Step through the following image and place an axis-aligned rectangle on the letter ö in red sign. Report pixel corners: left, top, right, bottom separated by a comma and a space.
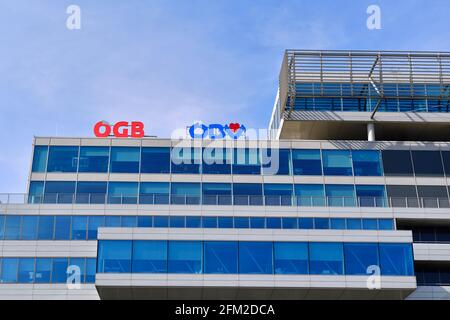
94, 121, 145, 138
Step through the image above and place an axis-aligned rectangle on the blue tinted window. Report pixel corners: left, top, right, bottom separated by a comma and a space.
1, 258, 18, 283
137, 216, 152, 228
233, 183, 263, 206
4, 216, 21, 240
86, 258, 96, 283
233, 149, 260, 175
21, 216, 38, 240
18, 258, 35, 283
292, 150, 322, 175
171, 183, 200, 205
362, 219, 378, 230
105, 216, 121, 227
330, 218, 346, 230
132, 241, 167, 273
121, 216, 137, 228
76, 182, 107, 204
379, 243, 414, 276
294, 184, 325, 206
171, 147, 201, 174
298, 218, 314, 229
202, 217, 217, 228
264, 184, 293, 206
218, 217, 233, 228
38, 216, 54, 240
309, 243, 344, 275
325, 185, 356, 207
202, 148, 231, 174
168, 241, 202, 274
322, 150, 353, 176
88, 216, 104, 240
54, 216, 71, 240
44, 181, 76, 204
97, 240, 132, 273
170, 216, 185, 228
47, 146, 79, 173
110, 147, 140, 173
267, 217, 282, 229
154, 216, 169, 228
186, 216, 201, 228
314, 218, 330, 230
28, 181, 44, 204
356, 185, 387, 207
378, 219, 394, 230
0, 216, 4, 240
239, 242, 273, 274
250, 217, 265, 229
78, 146, 109, 173
352, 150, 383, 176
274, 242, 308, 274
141, 147, 170, 174
202, 183, 232, 205
344, 243, 379, 275
347, 219, 362, 230
234, 217, 249, 229
35, 258, 51, 283
69, 258, 86, 283
282, 218, 297, 229
32, 146, 48, 172
204, 241, 238, 274
262, 149, 291, 175
139, 182, 170, 204
71, 216, 87, 240
51, 258, 68, 283
108, 182, 138, 204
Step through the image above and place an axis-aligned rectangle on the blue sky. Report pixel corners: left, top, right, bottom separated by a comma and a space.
0, 0, 450, 193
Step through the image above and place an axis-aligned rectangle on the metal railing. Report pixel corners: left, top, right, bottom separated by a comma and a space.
1, 193, 450, 208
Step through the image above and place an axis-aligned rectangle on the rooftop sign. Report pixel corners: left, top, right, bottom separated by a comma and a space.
94, 121, 145, 138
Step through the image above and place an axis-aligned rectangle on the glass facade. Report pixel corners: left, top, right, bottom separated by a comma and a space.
97, 240, 414, 276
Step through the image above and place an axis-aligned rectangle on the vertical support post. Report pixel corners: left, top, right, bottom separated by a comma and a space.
367, 123, 376, 142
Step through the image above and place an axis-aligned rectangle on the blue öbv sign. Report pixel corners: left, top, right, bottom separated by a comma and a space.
189, 122, 246, 140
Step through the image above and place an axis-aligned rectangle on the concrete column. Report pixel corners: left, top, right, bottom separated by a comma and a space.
367, 123, 376, 142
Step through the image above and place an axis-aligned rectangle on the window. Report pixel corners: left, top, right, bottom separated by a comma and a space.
76, 182, 107, 204
234, 217, 249, 229
170, 216, 185, 228
47, 146, 79, 173
171, 147, 201, 174
417, 185, 449, 208
282, 218, 297, 229
139, 182, 170, 204
18, 258, 35, 283
51, 258, 68, 283
171, 183, 200, 205
233, 149, 261, 175
204, 241, 238, 274
441, 151, 450, 176
110, 147, 140, 173
121, 216, 137, 228
202, 183, 232, 205
322, 150, 353, 176
378, 219, 394, 230
239, 242, 273, 274
1, 258, 18, 283
309, 243, 344, 275
325, 185, 356, 207
233, 183, 263, 206
330, 218, 346, 230
168, 241, 202, 274
352, 150, 383, 176
347, 219, 362, 230
202, 217, 217, 228
314, 218, 330, 230
21, 216, 38, 240
344, 243, 379, 275
264, 184, 293, 206
186, 216, 201, 228
35, 258, 51, 283
87, 216, 105, 240
78, 146, 109, 173
71, 216, 87, 240
294, 184, 325, 206
97, 240, 132, 273
261, 149, 291, 175
28, 181, 44, 204
137, 216, 152, 228
267, 217, 281, 229
379, 243, 414, 276
38, 216, 54, 240
292, 149, 322, 175
298, 218, 314, 229
250, 217, 265, 229
44, 181, 76, 204
274, 242, 308, 274
32, 146, 48, 172
69, 258, 86, 283
108, 182, 138, 204
105, 216, 121, 227
382, 150, 413, 176
154, 216, 169, 228
132, 241, 167, 273
202, 148, 231, 174
4, 216, 21, 240
141, 147, 170, 174
355, 185, 387, 207
218, 217, 233, 228
54, 216, 71, 240
362, 219, 378, 230
86, 258, 96, 283
412, 151, 444, 177
386, 185, 418, 208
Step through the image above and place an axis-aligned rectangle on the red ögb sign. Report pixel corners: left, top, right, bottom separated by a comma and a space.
94, 121, 145, 138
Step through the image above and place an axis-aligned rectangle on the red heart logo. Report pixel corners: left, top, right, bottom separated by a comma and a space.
229, 123, 241, 133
